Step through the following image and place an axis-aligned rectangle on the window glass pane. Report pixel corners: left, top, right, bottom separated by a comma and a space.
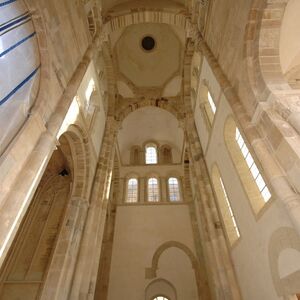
85, 78, 95, 107
245, 153, 254, 168
255, 174, 265, 191
235, 126, 271, 202
208, 91, 216, 114
168, 177, 180, 202
241, 144, 249, 158
127, 178, 138, 203
146, 146, 157, 164
261, 186, 271, 202
250, 164, 259, 179
148, 178, 159, 202
219, 177, 240, 239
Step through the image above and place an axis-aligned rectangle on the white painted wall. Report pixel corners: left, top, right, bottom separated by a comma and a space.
107, 204, 198, 300
194, 58, 296, 300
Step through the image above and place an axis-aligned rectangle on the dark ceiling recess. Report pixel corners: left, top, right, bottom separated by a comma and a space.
141, 36, 155, 51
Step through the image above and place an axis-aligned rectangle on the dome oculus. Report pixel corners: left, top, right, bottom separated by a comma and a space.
141, 36, 156, 51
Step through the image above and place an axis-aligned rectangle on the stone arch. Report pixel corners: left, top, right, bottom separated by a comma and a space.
103, 11, 190, 37
130, 145, 143, 165
269, 227, 300, 297
116, 98, 182, 125
146, 241, 206, 299
145, 278, 177, 300
244, 0, 300, 106
58, 124, 90, 201
159, 144, 173, 164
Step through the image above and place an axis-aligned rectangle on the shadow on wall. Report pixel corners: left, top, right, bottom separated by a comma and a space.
269, 227, 300, 298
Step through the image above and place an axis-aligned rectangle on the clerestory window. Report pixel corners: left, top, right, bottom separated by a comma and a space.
235, 128, 271, 203
225, 117, 272, 216
148, 178, 159, 202
145, 144, 158, 164
211, 165, 240, 246
168, 177, 181, 202
127, 178, 138, 203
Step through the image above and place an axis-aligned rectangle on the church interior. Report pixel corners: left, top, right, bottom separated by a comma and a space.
0, 0, 300, 299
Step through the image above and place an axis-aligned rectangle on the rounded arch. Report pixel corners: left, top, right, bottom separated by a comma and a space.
149, 241, 199, 275
269, 227, 300, 296
0, 0, 47, 154
244, 0, 300, 107
103, 11, 190, 37
145, 278, 177, 300
115, 98, 182, 125
58, 124, 90, 201
146, 241, 208, 298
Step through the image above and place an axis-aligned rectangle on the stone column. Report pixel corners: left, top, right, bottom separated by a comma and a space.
186, 122, 242, 300
69, 116, 118, 299
182, 40, 241, 300
139, 177, 146, 203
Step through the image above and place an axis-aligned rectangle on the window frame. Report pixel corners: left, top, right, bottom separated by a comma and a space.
167, 177, 181, 202
126, 178, 139, 203
145, 143, 158, 165
198, 83, 218, 132
211, 165, 240, 247
224, 117, 273, 217
147, 177, 160, 202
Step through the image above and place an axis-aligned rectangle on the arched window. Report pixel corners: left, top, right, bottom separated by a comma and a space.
235, 127, 271, 202
130, 146, 141, 165
168, 177, 181, 202
145, 144, 158, 164
153, 297, 170, 300
211, 165, 240, 246
199, 85, 217, 128
148, 178, 159, 202
85, 78, 95, 110
225, 117, 271, 215
127, 178, 138, 203
159, 145, 172, 164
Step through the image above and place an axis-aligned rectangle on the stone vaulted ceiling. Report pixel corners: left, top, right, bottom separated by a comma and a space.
115, 23, 182, 87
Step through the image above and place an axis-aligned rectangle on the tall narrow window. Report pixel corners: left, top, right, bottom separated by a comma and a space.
168, 177, 181, 202
85, 78, 95, 109
225, 117, 272, 215
204, 91, 216, 125
148, 178, 159, 202
145, 144, 158, 164
212, 165, 240, 246
235, 128, 271, 202
199, 85, 217, 130
127, 178, 138, 203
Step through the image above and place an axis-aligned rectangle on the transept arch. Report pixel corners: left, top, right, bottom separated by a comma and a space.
103, 10, 190, 37
146, 241, 208, 299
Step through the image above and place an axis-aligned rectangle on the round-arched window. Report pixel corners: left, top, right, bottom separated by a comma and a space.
153, 297, 170, 300
145, 144, 158, 164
